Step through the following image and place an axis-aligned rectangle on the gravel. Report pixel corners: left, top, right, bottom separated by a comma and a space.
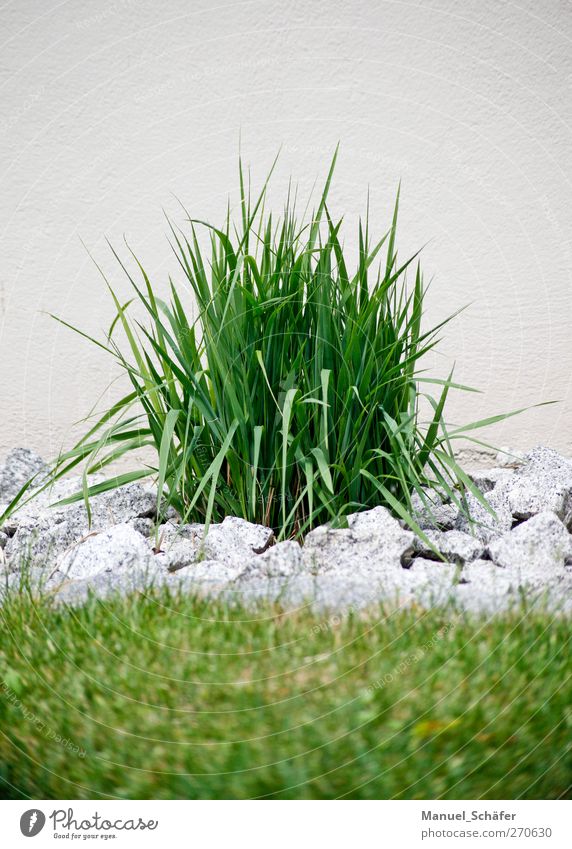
2, 443, 572, 615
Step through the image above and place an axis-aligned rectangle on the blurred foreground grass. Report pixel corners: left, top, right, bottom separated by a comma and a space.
0, 583, 570, 799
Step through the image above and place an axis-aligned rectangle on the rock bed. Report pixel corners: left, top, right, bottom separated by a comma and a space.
1, 446, 572, 614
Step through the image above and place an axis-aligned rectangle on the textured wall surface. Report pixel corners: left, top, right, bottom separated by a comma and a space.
1, 0, 571, 464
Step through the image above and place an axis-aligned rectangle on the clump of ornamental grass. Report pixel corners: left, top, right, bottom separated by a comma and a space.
6, 150, 516, 539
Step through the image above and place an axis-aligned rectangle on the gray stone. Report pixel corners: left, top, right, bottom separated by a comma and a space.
155, 520, 205, 550
487, 511, 572, 575
0, 448, 48, 502
5, 513, 83, 571
2, 455, 572, 618
498, 445, 572, 527
241, 540, 303, 579
412, 529, 484, 564
288, 572, 398, 612
455, 556, 572, 613
173, 547, 572, 615
348, 504, 417, 551
405, 558, 468, 605
241, 556, 458, 612
303, 506, 414, 575
58, 524, 153, 579
5, 480, 158, 568
451, 564, 522, 613
408, 556, 459, 578
1, 474, 103, 534
85, 481, 158, 525
0, 564, 68, 601
51, 556, 246, 608
127, 517, 155, 538
461, 558, 516, 589
21, 522, 572, 617
162, 539, 201, 573
347, 504, 408, 544
51, 567, 158, 607
153, 518, 275, 573
201, 517, 274, 566
455, 485, 513, 543
170, 559, 246, 584
469, 467, 514, 494
410, 490, 459, 530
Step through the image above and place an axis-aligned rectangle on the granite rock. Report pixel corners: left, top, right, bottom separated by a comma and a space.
5, 481, 158, 568
498, 446, 572, 527
0, 448, 48, 502
240, 540, 303, 579
303, 506, 414, 575
201, 516, 275, 566
412, 529, 484, 565
410, 490, 459, 530
487, 511, 572, 575
58, 524, 153, 579
469, 467, 514, 494
455, 485, 513, 543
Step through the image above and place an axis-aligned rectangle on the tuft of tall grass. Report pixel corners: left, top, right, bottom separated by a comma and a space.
17, 150, 519, 538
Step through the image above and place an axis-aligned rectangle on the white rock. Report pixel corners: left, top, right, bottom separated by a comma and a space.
156, 521, 205, 549
413, 529, 484, 564
410, 490, 459, 530
241, 540, 303, 579
0, 447, 48, 502
295, 557, 458, 611
58, 524, 153, 579
163, 540, 201, 573
148, 521, 205, 572
461, 558, 516, 589
0, 564, 68, 600
455, 486, 513, 543
1, 474, 103, 533
7, 482, 158, 568
498, 445, 572, 527
201, 516, 274, 566
303, 506, 414, 574
51, 568, 158, 607
408, 556, 459, 577
171, 560, 246, 583
469, 467, 514, 494
152, 519, 275, 574
451, 559, 525, 613
347, 505, 415, 557
487, 511, 572, 575
5, 513, 81, 571
127, 517, 155, 537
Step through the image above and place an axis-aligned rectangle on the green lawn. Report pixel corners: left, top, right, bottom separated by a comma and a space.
0, 582, 570, 799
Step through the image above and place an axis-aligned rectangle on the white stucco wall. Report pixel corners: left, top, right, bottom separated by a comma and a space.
1, 0, 571, 465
